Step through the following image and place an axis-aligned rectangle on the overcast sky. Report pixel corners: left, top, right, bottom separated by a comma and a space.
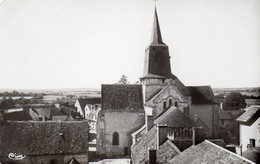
0, 0, 259, 89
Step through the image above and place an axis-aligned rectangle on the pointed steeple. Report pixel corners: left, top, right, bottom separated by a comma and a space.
140, 7, 176, 80
151, 7, 165, 45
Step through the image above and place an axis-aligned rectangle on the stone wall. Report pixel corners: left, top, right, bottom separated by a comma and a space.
97, 111, 145, 157
189, 105, 219, 138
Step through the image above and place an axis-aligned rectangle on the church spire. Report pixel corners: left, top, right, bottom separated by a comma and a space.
151, 7, 165, 45
140, 7, 175, 80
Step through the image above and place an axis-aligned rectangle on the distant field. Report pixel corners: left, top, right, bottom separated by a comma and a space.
0, 96, 32, 100
213, 87, 260, 97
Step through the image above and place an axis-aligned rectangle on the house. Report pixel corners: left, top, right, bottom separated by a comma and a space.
75, 97, 101, 131
168, 140, 255, 164
236, 106, 260, 153
131, 107, 195, 164
3, 108, 32, 121
96, 84, 145, 157
0, 121, 89, 164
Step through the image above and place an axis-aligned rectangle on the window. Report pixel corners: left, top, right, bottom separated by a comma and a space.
112, 132, 119, 145
174, 101, 178, 107
163, 101, 167, 110
169, 99, 172, 107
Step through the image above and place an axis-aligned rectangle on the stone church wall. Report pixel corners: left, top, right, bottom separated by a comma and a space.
189, 105, 219, 138
97, 111, 145, 157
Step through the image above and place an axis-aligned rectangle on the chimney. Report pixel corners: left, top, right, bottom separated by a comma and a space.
157, 125, 168, 149
146, 114, 153, 133
249, 138, 255, 149
192, 127, 204, 146
194, 114, 198, 123
148, 148, 156, 164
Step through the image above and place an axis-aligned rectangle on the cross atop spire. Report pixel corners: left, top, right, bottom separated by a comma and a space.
151, 7, 165, 45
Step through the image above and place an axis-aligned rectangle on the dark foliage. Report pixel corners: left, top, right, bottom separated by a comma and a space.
223, 91, 246, 110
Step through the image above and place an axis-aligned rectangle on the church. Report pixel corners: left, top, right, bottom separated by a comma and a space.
96, 7, 219, 158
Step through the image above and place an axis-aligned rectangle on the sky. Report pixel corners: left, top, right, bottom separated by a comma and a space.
0, 0, 259, 89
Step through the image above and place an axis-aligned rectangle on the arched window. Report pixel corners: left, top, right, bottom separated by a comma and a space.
112, 132, 119, 145
169, 99, 172, 107
174, 101, 178, 107
163, 101, 167, 109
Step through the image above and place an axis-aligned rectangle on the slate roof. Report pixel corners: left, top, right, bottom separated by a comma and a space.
0, 121, 89, 157
169, 140, 255, 164
77, 97, 101, 110
187, 86, 218, 105
154, 107, 194, 128
101, 84, 143, 111
236, 106, 259, 125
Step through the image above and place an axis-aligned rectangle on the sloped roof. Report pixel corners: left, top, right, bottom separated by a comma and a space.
3, 111, 32, 121
131, 126, 157, 164
0, 121, 89, 157
171, 139, 193, 152
77, 97, 101, 110
50, 108, 64, 116
131, 126, 188, 164
68, 157, 80, 164
146, 79, 190, 104
169, 140, 255, 164
242, 148, 260, 164
187, 86, 218, 105
154, 107, 194, 128
101, 84, 143, 111
236, 106, 259, 124
219, 110, 232, 120
156, 140, 180, 164
150, 7, 165, 45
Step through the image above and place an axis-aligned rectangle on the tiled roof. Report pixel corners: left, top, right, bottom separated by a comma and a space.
0, 121, 89, 156
131, 126, 157, 164
187, 86, 218, 105
154, 107, 194, 128
242, 147, 260, 164
169, 140, 255, 164
170, 139, 192, 151
157, 140, 180, 164
131, 126, 186, 164
3, 111, 32, 121
77, 97, 101, 110
101, 84, 143, 111
236, 106, 259, 124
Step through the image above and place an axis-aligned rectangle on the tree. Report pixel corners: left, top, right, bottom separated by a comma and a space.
118, 75, 129, 84
223, 91, 246, 110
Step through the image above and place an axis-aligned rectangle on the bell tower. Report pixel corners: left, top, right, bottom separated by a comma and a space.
140, 7, 176, 102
